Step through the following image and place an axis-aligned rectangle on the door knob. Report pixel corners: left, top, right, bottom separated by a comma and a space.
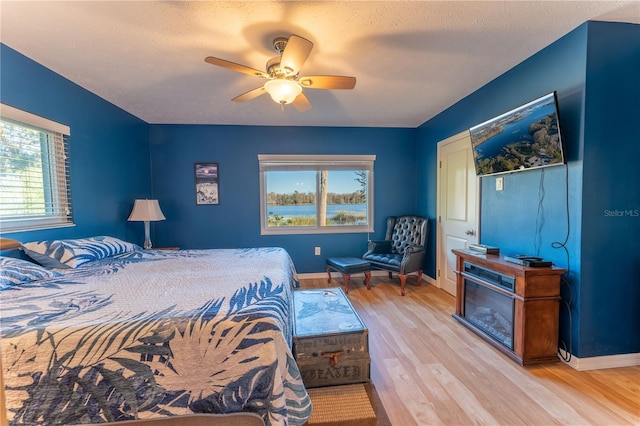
465, 229, 475, 236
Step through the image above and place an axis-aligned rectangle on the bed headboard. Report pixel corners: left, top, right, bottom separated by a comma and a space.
0, 238, 21, 251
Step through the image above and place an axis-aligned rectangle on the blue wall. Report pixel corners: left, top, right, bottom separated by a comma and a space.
579, 22, 640, 357
416, 21, 639, 358
418, 22, 588, 282
417, 24, 589, 281
0, 44, 151, 244
149, 125, 417, 273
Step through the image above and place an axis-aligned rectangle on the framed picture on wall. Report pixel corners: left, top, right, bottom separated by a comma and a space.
195, 162, 219, 205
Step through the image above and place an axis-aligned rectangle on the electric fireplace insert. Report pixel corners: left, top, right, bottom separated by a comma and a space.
462, 261, 515, 349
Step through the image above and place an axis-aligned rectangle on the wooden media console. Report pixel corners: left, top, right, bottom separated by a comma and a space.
452, 249, 565, 365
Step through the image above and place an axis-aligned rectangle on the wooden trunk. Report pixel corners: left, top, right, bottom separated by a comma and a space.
292, 288, 370, 388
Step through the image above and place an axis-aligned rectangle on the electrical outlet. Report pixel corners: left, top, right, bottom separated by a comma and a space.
496, 177, 504, 191
314, 247, 321, 256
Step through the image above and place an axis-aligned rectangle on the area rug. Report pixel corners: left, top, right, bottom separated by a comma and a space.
305, 383, 391, 426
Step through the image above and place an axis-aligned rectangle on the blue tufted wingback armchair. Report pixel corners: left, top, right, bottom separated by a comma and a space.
363, 215, 428, 295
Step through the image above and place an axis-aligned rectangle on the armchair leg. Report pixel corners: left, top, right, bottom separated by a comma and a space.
364, 271, 371, 290
388, 271, 393, 279
417, 270, 423, 286
399, 274, 407, 296
327, 266, 332, 283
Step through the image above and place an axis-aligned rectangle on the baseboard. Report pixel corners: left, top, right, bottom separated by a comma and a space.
422, 274, 436, 285
558, 349, 640, 370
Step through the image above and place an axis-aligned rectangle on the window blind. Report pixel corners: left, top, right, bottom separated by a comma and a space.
0, 104, 73, 232
258, 154, 375, 171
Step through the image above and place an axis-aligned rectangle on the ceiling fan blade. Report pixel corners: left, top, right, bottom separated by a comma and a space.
205, 56, 269, 79
292, 92, 312, 112
280, 35, 314, 76
298, 75, 356, 90
232, 86, 267, 102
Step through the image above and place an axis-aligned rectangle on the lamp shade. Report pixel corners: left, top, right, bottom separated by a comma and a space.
128, 199, 166, 222
264, 79, 302, 104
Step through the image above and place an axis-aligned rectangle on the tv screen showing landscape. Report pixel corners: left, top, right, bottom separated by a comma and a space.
469, 92, 565, 176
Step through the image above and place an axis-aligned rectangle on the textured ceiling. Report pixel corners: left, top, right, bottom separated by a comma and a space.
1, 1, 638, 128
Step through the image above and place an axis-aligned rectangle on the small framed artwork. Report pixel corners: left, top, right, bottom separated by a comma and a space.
195, 162, 219, 205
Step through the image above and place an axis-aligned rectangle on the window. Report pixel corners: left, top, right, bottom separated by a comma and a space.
0, 104, 73, 232
259, 154, 375, 235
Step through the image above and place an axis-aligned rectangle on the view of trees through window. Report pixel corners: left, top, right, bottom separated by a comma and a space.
0, 108, 72, 232
0, 119, 48, 218
265, 169, 369, 228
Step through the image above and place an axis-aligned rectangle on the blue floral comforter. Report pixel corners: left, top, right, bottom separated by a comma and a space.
0, 248, 311, 426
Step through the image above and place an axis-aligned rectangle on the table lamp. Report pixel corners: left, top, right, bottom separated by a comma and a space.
127, 199, 165, 249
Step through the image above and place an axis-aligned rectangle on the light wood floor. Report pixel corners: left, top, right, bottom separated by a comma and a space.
299, 275, 640, 426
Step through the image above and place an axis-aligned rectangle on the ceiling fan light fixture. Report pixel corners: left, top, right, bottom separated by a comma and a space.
205, 33, 355, 112
264, 79, 302, 105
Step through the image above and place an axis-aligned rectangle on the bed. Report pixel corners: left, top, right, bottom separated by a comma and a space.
0, 237, 312, 426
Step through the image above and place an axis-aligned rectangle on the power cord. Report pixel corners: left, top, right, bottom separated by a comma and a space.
534, 168, 546, 255
551, 164, 573, 362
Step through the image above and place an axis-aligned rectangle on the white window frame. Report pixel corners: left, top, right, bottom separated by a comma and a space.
0, 103, 74, 233
259, 154, 375, 235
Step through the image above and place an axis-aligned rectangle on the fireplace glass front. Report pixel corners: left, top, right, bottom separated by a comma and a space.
463, 277, 515, 349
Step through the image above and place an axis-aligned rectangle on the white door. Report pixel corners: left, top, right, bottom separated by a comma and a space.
436, 131, 479, 296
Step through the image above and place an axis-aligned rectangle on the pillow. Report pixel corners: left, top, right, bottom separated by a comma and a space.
22, 236, 139, 269
0, 256, 62, 290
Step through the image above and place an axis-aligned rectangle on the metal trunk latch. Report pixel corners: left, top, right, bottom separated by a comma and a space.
321, 350, 345, 367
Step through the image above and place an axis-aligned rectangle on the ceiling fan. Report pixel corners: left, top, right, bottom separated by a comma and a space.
205, 34, 356, 111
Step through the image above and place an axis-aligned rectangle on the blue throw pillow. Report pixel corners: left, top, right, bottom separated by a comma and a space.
0, 256, 62, 290
22, 236, 140, 269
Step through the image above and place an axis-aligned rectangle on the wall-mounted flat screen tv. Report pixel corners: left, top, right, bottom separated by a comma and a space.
469, 92, 565, 177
